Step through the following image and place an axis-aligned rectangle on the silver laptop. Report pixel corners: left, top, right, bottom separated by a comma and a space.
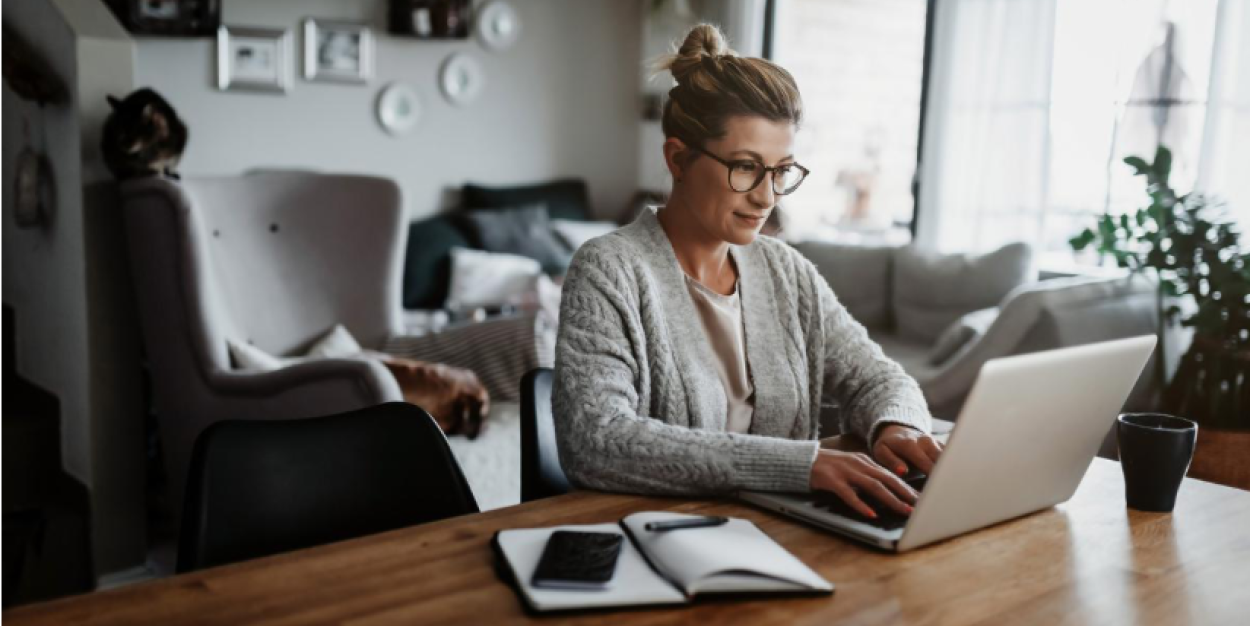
740, 335, 1157, 552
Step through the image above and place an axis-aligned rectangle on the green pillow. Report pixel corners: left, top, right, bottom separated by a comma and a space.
403, 215, 472, 309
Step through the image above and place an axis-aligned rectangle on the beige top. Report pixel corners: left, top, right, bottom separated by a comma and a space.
684, 274, 755, 433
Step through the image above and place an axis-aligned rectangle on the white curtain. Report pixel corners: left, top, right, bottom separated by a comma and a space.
915, 0, 1058, 253
917, 0, 1248, 254
1197, 0, 1250, 227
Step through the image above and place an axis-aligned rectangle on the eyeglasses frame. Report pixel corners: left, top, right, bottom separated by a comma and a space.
689, 145, 810, 195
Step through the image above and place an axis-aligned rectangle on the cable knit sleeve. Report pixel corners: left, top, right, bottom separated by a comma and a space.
812, 266, 932, 447
553, 243, 818, 496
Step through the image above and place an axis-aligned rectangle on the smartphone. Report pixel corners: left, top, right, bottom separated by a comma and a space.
530, 531, 624, 590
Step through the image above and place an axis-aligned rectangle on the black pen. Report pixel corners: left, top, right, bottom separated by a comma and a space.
644, 516, 730, 532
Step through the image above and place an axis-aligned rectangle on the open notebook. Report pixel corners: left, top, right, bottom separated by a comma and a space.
492, 511, 833, 613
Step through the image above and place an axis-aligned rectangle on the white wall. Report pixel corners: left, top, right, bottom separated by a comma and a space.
133, 0, 643, 220
3, 0, 146, 577
3, 0, 91, 487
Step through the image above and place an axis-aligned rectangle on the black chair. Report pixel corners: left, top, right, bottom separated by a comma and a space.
177, 402, 478, 573
520, 368, 573, 502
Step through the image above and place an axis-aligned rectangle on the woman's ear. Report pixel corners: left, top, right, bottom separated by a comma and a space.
663, 137, 691, 183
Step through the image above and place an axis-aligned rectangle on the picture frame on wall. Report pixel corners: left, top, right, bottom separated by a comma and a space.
388, 0, 471, 39
303, 19, 373, 84
217, 26, 291, 93
107, 0, 221, 37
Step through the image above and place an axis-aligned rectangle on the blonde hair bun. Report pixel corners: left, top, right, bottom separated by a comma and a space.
661, 23, 735, 84
651, 23, 802, 149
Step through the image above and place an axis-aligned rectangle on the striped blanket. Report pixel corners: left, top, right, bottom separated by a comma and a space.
382, 311, 556, 403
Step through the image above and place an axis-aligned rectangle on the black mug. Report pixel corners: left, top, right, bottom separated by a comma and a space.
1117, 413, 1198, 512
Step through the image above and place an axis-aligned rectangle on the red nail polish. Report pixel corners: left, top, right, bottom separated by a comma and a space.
866, 510, 878, 519
896, 465, 907, 475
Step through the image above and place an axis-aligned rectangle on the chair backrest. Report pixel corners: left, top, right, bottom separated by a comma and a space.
123, 172, 405, 375
177, 402, 478, 572
520, 368, 572, 502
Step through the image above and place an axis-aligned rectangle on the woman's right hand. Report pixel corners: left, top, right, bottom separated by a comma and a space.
809, 449, 919, 518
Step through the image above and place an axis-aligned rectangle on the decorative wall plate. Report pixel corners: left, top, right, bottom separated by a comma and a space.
476, 1, 521, 52
376, 83, 421, 135
439, 53, 484, 106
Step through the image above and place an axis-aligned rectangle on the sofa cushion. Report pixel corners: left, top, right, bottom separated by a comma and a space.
551, 218, 618, 251
463, 179, 591, 222
867, 331, 937, 381
445, 248, 543, 311
403, 214, 473, 310
461, 204, 572, 275
305, 324, 364, 358
893, 242, 1034, 343
227, 324, 364, 371
928, 306, 1000, 366
793, 241, 896, 330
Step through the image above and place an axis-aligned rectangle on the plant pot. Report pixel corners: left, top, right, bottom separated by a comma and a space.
1187, 427, 1250, 491
1163, 334, 1250, 430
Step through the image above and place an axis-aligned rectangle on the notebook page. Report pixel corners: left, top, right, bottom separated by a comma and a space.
620, 512, 833, 595
495, 523, 686, 611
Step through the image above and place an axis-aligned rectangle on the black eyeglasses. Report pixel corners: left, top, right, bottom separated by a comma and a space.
691, 145, 810, 195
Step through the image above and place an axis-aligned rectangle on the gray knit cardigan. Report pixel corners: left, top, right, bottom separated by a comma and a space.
552, 207, 931, 495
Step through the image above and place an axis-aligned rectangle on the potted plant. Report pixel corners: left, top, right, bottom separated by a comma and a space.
1070, 145, 1249, 488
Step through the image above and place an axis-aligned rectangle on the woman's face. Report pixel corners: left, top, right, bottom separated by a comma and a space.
666, 115, 797, 246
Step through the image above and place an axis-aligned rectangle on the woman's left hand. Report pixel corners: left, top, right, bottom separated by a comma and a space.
872, 424, 944, 475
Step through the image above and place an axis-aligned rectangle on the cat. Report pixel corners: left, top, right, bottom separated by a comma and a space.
101, 87, 188, 180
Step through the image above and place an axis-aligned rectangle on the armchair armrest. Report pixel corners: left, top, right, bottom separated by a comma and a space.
205, 357, 402, 409
155, 357, 404, 517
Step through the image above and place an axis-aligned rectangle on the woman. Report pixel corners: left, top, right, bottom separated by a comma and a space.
553, 24, 943, 518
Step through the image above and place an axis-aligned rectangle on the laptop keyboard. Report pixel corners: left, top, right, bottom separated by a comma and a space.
804, 474, 928, 531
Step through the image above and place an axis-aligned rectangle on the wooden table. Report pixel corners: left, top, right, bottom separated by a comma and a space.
7, 460, 1249, 625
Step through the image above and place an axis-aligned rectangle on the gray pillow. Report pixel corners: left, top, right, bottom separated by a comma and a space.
462, 204, 572, 275
893, 242, 1034, 343
794, 241, 897, 330
928, 306, 1000, 366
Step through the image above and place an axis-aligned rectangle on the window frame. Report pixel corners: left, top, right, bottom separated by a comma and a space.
762, 0, 938, 239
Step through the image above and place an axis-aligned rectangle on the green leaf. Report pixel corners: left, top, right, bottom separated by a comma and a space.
1098, 216, 1118, 239
1155, 145, 1173, 186
1124, 156, 1151, 176
1069, 229, 1096, 251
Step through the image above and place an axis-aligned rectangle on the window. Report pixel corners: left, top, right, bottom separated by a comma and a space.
771, 0, 930, 244
1047, 0, 1225, 263
916, 0, 1248, 258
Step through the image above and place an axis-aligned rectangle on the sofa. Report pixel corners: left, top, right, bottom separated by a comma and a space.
402, 179, 607, 311
795, 240, 1160, 421
393, 179, 623, 389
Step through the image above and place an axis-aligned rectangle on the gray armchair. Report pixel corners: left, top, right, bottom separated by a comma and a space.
122, 173, 404, 514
